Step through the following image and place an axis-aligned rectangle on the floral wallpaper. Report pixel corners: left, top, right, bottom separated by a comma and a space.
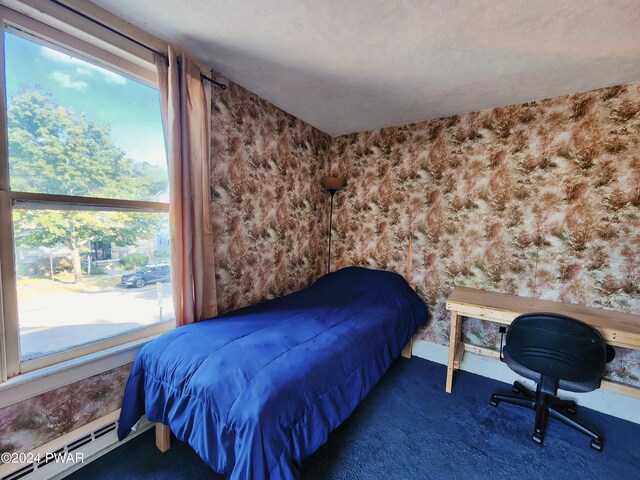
210, 73, 332, 313
329, 82, 640, 387
0, 364, 131, 457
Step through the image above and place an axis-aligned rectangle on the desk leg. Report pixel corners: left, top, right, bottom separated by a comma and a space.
446, 311, 462, 393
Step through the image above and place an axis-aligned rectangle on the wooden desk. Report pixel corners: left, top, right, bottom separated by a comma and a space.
445, 286, 640, 398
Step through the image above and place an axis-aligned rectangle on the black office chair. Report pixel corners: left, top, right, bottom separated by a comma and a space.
490, 312, 615, 451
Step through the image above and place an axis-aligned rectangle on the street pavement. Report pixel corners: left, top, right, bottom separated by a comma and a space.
18, 282, 174, 360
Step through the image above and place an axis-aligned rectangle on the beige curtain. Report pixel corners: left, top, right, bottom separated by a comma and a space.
154, 47, 218, 326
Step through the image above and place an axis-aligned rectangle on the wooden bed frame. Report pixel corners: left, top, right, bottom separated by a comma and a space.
155, 234, 423, 451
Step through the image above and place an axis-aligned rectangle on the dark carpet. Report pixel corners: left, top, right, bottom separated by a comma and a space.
67, 357, 640, 479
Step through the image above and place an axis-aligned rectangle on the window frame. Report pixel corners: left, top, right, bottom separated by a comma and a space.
0, 7, 174, 380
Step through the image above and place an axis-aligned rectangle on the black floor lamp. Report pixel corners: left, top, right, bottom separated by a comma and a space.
321, 176, 345, 274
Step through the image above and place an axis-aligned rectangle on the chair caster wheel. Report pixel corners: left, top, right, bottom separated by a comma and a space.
590, 439, 603, 452
490, 398, 499, 407
532, 432, 544, 445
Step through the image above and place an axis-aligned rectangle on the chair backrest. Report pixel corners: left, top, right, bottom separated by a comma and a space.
506, 313, 608, 383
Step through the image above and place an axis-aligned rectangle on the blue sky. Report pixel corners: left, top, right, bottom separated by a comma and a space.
3, 31, 167, 169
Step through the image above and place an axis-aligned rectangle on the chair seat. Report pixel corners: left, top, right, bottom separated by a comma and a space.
503, 348, 600, 393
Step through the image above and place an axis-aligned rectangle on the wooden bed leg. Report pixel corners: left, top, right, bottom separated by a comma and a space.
401, 337, 413, 359
155, 423, 171, 452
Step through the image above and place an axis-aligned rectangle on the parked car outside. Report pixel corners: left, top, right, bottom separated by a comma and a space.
121, 264, 171, 288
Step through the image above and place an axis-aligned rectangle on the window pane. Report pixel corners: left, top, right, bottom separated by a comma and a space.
14, 208, 174, 361
4, 30, 168, 202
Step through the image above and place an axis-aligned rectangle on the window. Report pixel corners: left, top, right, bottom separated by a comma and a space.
0, 11, 174, 377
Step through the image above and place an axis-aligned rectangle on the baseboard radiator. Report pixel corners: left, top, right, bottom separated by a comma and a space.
1, 412, 151, 480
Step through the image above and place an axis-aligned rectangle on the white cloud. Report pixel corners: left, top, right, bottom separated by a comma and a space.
128, 147, 167, 167
75, 67, 92, 76
50, 71, 89, 90
41, 46, 127, 85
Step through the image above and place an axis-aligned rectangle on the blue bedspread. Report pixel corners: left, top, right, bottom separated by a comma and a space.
118, 267, 428, 479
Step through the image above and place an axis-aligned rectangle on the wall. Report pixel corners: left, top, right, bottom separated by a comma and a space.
0, 365, 130, 455
0, 74, 331, 456
330, 82, 640, 387
210, 74, 331, 312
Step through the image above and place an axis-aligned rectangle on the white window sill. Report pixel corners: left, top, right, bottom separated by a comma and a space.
0, 335, 157, 409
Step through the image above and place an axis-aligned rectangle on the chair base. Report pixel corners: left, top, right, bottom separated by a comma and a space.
490, 381, 604, 451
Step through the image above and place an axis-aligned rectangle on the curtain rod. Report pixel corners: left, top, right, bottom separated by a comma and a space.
49, 0, 227, 90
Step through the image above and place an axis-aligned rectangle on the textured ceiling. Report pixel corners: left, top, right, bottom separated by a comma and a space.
93, 0, 640, 137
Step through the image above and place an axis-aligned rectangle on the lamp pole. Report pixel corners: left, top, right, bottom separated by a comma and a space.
327, 188, 337, 274
321, 176, 345, 275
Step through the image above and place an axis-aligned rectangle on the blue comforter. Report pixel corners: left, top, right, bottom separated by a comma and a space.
118, 267, 427, 479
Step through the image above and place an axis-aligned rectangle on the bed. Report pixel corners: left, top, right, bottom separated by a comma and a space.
117, 266, 428, 479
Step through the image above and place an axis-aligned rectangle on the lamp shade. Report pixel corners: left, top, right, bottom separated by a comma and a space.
321, 176, 345, 190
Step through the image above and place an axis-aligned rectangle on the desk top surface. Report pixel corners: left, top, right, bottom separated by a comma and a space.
447, 286, 640, 335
